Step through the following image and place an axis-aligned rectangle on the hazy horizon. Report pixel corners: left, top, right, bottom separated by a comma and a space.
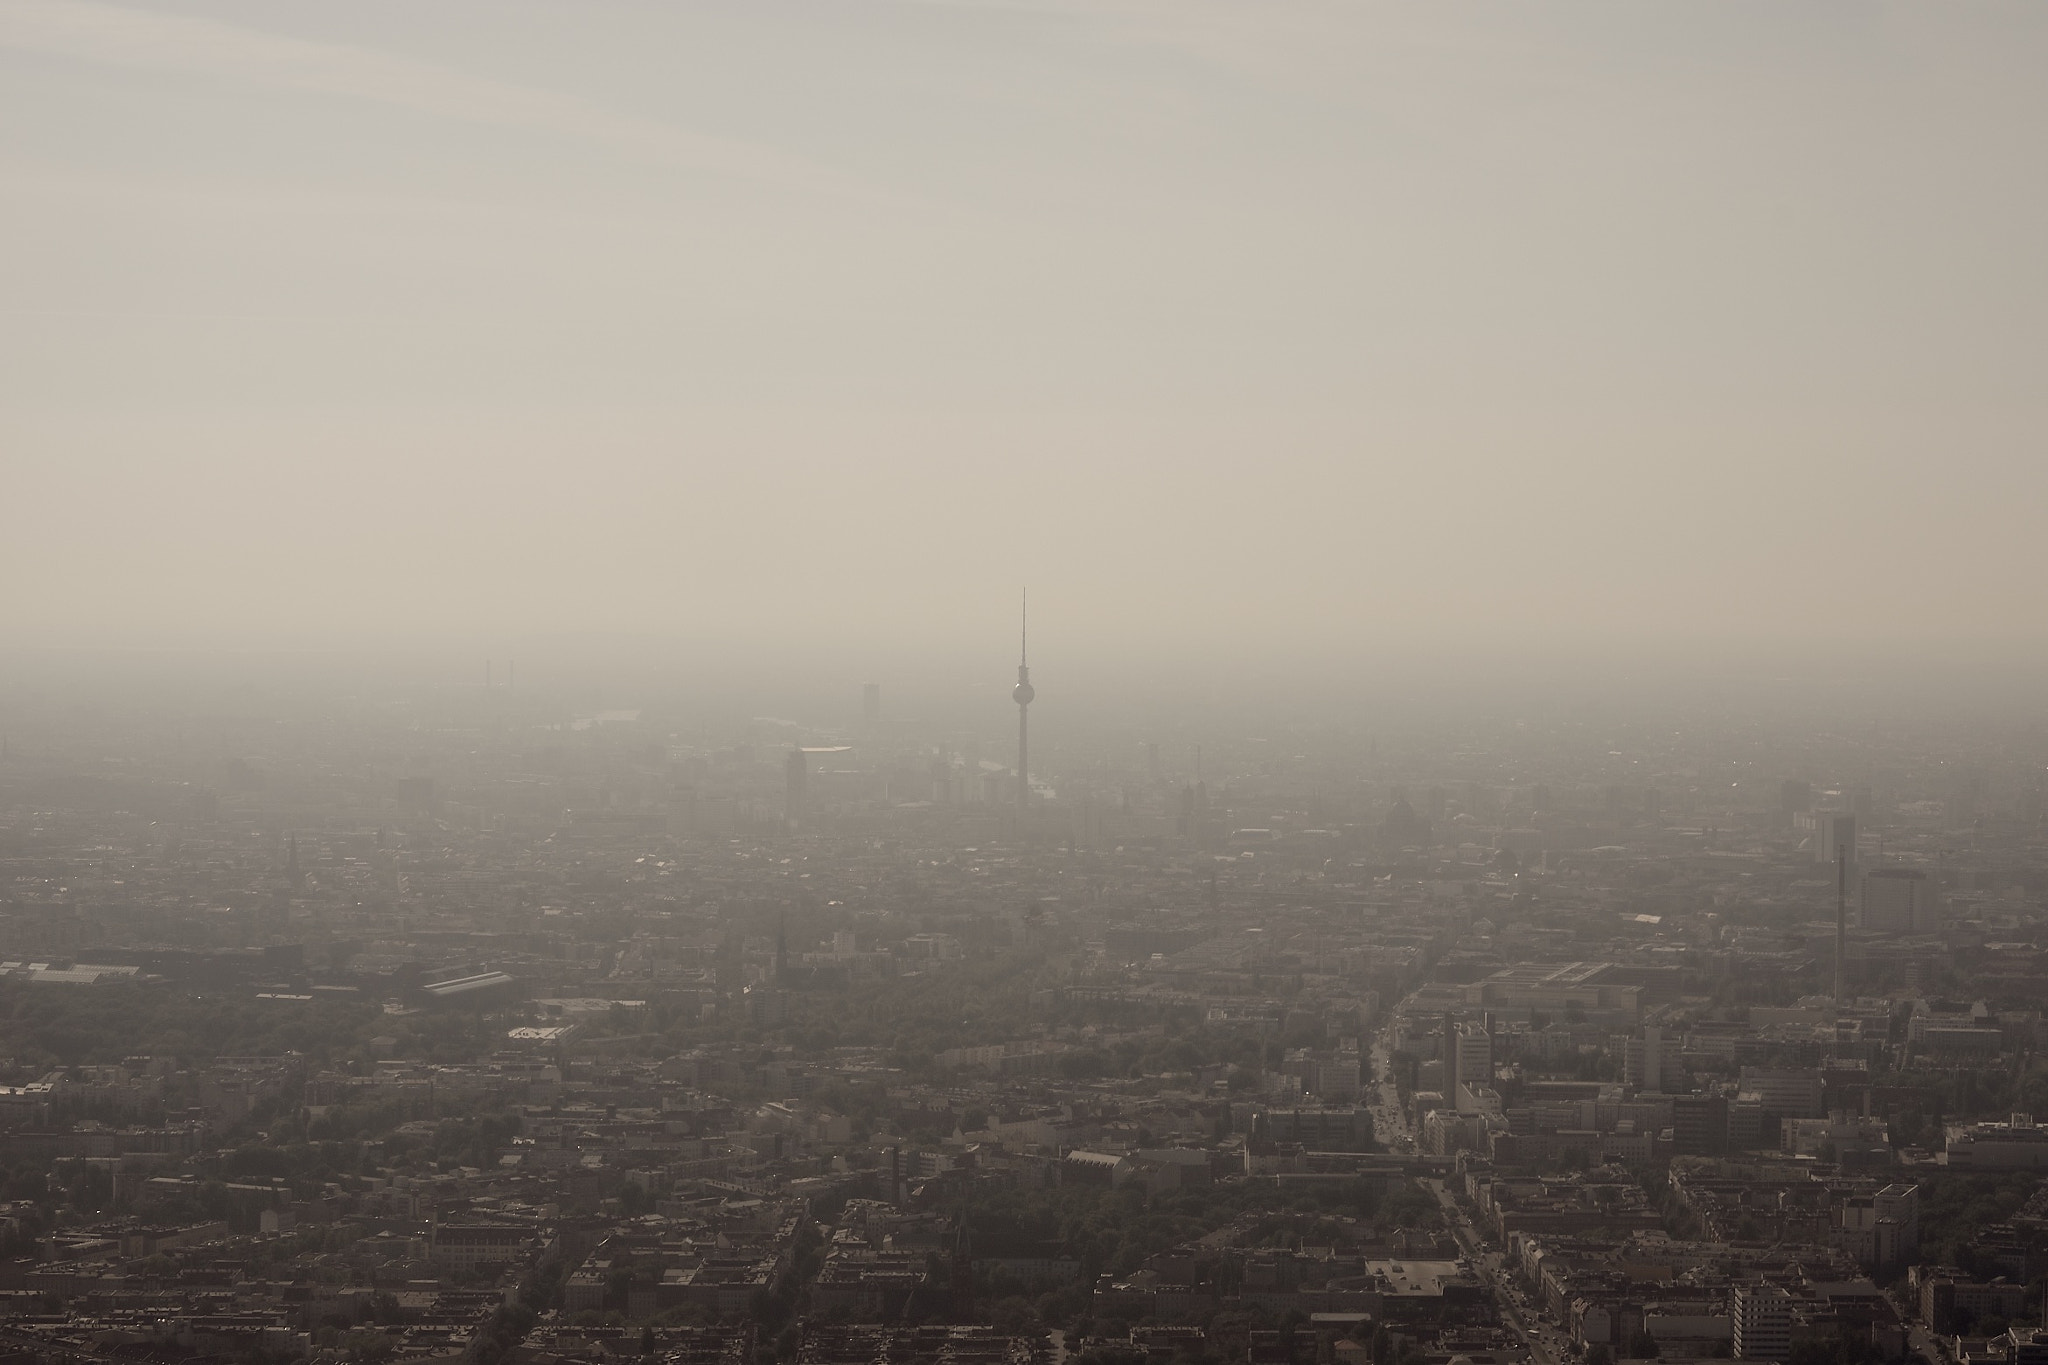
8, 631, 2048, 740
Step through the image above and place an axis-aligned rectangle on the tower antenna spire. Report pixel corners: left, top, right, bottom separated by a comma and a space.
1021, 588, 1028, 666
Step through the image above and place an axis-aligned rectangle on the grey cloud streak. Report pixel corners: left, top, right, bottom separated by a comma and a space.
0, 0, 856, 196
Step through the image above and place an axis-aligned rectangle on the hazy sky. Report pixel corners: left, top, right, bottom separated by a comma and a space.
5, 1, 2047, 677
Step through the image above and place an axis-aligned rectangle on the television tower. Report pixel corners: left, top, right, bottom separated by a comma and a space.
1013, 590, 1034, 820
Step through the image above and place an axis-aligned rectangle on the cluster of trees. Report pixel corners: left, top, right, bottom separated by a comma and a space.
1071, 1307, 1427, 1365
1635, 1169, 1702, 1240
660, 931, 1363, 1087
385, 1111, 524, 1169
1784, 1327, 1888, 1365
1904, 1058, 2048, 1132
463, 1237, 570, 1365
0, 981, 380, 1069
1916, 1170, 2042, 1273
37, 1106, 526, 1230
0, 976, 754, 1079
958, 1174, 1442, 1342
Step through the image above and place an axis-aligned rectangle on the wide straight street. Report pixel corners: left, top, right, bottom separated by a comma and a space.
1427, 1177, 1564, 1365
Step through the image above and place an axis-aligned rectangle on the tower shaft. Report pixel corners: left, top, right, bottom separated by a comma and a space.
1017, 701, 1029, 818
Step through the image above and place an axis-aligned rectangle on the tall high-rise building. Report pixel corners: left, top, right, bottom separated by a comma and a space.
1624, 1026, 1663, 1093
1733, 1285, 1792, 1361
1737, 1066, 1826, 1119
743, 982, 786, 1029
1453, 1025, 1493, 1113
1862, 867, 1938, 936
1838, 1183, 1920, 1271
862, 682, 880, 728
1673, 1095, 1728, 1155
1817, 813, 1857, 867
1013, 592, 1034, 820
784, 749, 807, 831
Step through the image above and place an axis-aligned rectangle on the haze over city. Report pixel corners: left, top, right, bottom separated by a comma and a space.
4, 7, 2048, 1365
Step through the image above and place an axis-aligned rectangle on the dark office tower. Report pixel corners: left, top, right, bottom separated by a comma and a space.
1013, 592, 1034, 820
862, 682, 880, 728
1818, 812, 1856, 867
1453, 1026, 1493, 1113
1624, 1027, 1663, 1093
1862, 867, 1935, 935
784, 749, 807, 831
1673, 1094, 1729, 1155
